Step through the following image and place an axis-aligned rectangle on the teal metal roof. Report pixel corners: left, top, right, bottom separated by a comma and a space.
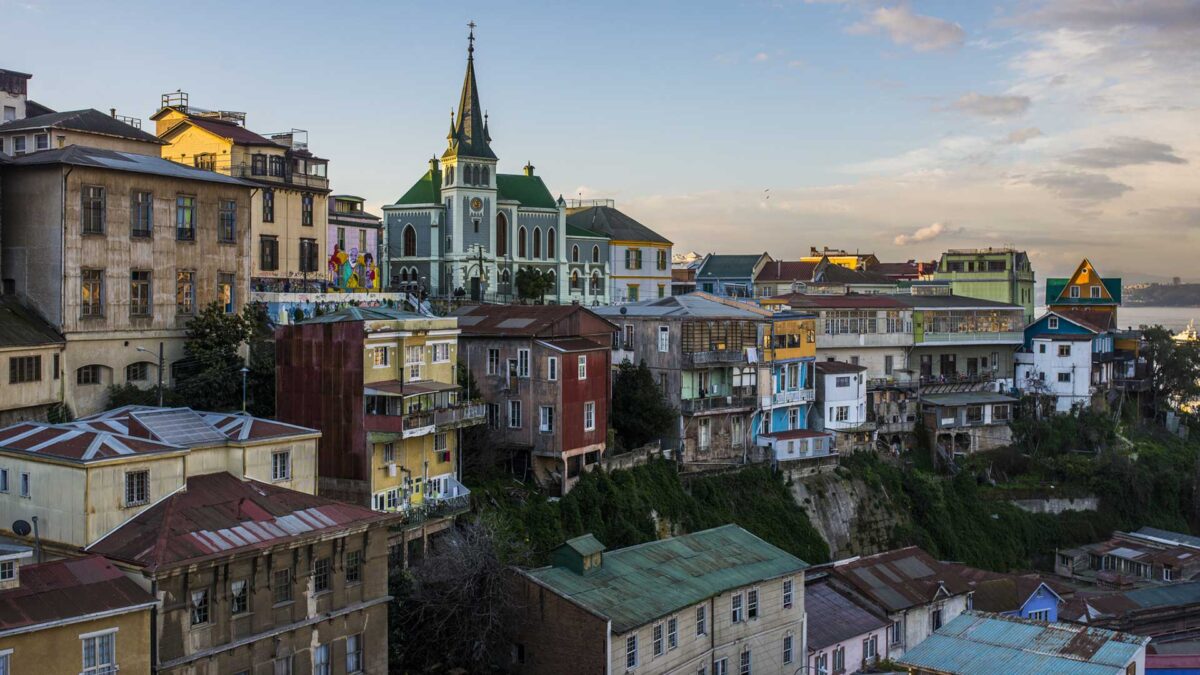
562, 534, 606, 557
898, 611, 1147, 675
393, 170, 558, 209
697, 254, 765, 280
524, 525, 808, 632
1046, 278, 1122, 306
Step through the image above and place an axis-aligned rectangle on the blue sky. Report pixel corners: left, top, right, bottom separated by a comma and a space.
5, 0, 1197, 280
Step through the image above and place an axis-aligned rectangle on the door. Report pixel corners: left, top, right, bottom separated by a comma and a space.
966, 357, 978, 376
470, 276, 481, 301
920, 354, 933, 379
939, 353, 957, 378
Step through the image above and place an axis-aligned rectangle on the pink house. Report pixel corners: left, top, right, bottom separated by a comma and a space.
806, 575, 890, 675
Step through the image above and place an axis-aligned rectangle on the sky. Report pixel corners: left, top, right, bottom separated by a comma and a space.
4, 0, 1198, 281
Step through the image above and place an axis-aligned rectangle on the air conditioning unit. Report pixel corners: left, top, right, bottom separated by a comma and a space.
387, 463, 397, 477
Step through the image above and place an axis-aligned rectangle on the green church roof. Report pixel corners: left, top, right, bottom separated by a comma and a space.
395, 169, 442, 206
393, 170, 559, 209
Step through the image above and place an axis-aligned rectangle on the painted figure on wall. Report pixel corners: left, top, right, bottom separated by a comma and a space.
327, 244, 381, 291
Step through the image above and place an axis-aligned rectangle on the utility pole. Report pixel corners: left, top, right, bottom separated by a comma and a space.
136, 342, 165, 406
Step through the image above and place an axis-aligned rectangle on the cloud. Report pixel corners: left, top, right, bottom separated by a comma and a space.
1004, 127, 1043, 145
1030, 171, 1132, 201
753, 52, 770, 62
893, 222, 962, 246
1062, 137, 1187, 168
849, 5, 965, 52
952, 92, 1032, 117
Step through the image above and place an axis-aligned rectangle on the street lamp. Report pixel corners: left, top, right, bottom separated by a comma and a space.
240, 366, 250, 413
135, 343, 165, 407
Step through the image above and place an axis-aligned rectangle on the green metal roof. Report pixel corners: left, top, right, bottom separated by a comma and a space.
394, 169, 442, 205
697, 254, 765, 280
566, 222, 608, 239
524, 524, 808, 632
1045, 278, 1122, 306
562, 534, 606, 557
393, 170, 558, 209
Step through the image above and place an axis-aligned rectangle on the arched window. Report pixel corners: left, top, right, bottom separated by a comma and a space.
570, 269, 581, 291
572, 245, 580, 263
592, 245, 600, 263
401, 268, 409, 282
501, 269, 511, 284
518, 227, 527, 258
590, 271, 602, 294
402, 225, 417, 257
546, 269, 556, 291
481, 166, 489, 186
447, 166, 454, 185
496, 213, 508, 257
547, 228, 556, 260
533, 227, 542, 259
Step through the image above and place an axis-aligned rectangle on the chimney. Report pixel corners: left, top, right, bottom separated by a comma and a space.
429, 156, 439, 173
524, 162, 535, 177
110, 108, 116, 118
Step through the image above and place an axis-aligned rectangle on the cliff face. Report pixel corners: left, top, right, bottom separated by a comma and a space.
786, 468, 909, 560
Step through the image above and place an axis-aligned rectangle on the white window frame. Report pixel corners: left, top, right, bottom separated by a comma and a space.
1028, 608, 1050, 622
231, 579, 249, 614
1090, 285, 1101, 298
539, 406, 554, 433
18, 472, 29, 499
547, 356, 558, 381
124, 469, 150, 507
1070, 286, 1080, 298
508, 400, 522, 428
517, 348, 530, 378
715, 658, 729, 675
653, 622, 664, 656
80, 628, 118, 675
346, 633, 364, 673
271, 450, 291, 481
486, 348, 500, 375
1048, 317, 1059, 330
739, 648, 751, 675
783, 634, 794, 665
747, 588, 759, 619
657, 325, 670, 353
0, 469, 7, 493
432, 342, 451, 363
577, 354, 587, 380
313, 642, 331, 675
626, 635, 638, 668
696, 605, 707, 636
782, 578, 793, 609
731, 592, 744, 623
372, 346, 390, 368
667, 616, 678, 650
584, 401, 595, 431
0, 561, 12, 581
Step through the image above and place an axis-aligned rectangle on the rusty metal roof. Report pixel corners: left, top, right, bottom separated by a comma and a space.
86, 473, 392, 573
806, 576, 890, 651
898, 611, 1148, 674
523, 525, 808, 633
828, 546, 972, 613
0, 555, 155, 634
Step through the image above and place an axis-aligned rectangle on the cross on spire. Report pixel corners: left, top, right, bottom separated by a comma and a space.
468, 21, 476, 58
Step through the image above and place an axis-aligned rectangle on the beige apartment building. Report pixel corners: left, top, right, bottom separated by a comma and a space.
152, 93, 331, 297
0, 405, 318, 550
0, 146, 253, 416
510, 525, 809, 675
0, 296, 64, 425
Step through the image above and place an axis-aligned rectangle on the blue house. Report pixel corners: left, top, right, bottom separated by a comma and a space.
946, 563, 1066, 622
694, 253, 769, 298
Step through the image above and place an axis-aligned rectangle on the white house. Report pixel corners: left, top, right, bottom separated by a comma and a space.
1015, 310, 1101, 413
806, 575, 890, 675
815, 360, 870, 452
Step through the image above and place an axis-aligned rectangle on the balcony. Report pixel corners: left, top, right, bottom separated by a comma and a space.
388, 478, 471, 527
684, 349, 748, 368
763, 388, 815, 407
230, 163, 330, 190
819, 332, 912, 349
364, 414, 405, 435
435, 403, 487, 429
402, 411, 436, 438
917, 331, 1023, 345
681, 394, 757, 415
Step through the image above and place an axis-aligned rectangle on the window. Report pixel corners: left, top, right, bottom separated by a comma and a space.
889, 620, 902, 644
1048, 316, 1060, 330
508, 400, 522, 428
667, 617, 678, 649
405, 345, 423, 380
518, 227, 527, 257
625, 635, 638, 668
783, 634, 794, 664
346, 550, 363, 584
835, 376, 851, 387
832, 646, 844, 673
699, 417, 711, 448
313, 557, 331, 593
191, 589, 210, 625
539, 406, 554, 433
81, 630, 116, 675
966, 405, 983, 423
9, 356, 40, 384
584, 401, 596, 431
130, 270, 152, 317
273, 568, 292, 604
658, 284, 666, 298
302, 193, 314, 225
884, 354, 894, 375
432, 343, 450, 363
577, 355, 588, 379
782, 578, 794, 609
382, 442, 396, 464
300, 238, 319, 272
1090, 285, 1101, 298
124, 470, 149, 507
517, 348, 530, 378
1058, 372, 1072, 383
487, 403, 500, 429
11, 136, 25, 156
272, 451, 291, 481
1028, 609, 1050, 622
34, 132, 48, 150
81, 269, 104, 317
252, 154, 267, 175
487, 348, 500, 375
547, 228, 556, 258
714, 658, 729, 675
82, 186, 105, 234
273, 656, 292, 675
0, 561, 12, 581
175, 196, 195, 240
126, 362, 148, 381
231, 579, 249, 614
863, 635, 878, 660
262, 188, 275, 222
313, 643, 330, 675
572, 244, 580, 262
77, 365, 102, 386
657, 249, 668, 270
18, 473, 29, 498
739, 649, 751, 675
218, 273, 236, 313
2, 104, 13, 120
176, 271, 196, 315
346, 634, 364, 673
1058, 344, 1071, 357
747, 588, 759, 619
131, 191, 153, 236
592, 245, 600, 263
628, 284, 639, 302
834, 406, 849, 422
696, 605, 708, 635
814, 653, 828, 675
626, 248, 643, 270
731, 592, 744, 623
658, 325, 670, 353
1070, 286, 1080, 298
931, 607, 943, 631
547, 356, 558, 381
622, 324, 635, 351
0, 469, 8, 493
533, 227, 542, 258
218, 199, 237, 242
653, 622, 664, 656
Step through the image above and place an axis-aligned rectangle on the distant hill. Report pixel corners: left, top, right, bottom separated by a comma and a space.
1125, 283, 1200, 307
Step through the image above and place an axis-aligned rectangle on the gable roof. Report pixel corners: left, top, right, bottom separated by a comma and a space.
1062, 581, 1200, 623
8, 145, 253, 187
565, 206, 671, 245
392, 169, 558, 209
87, 472, 391, 572
451, 303, 616, 337
697, 254, 767, 280
755, 259, 894, 285
940, 562, 1066, 614
0, 555, 156, 636
0, 108, 164, 145
898, 611, 1148, 675
593, 292, 772, 320
806, 576, 891, 650
0, 296, 63, 349
165, 115, 283, 147
1034, 308, 1111, 334
524, 525, 808, 633
827, 546, 972, 613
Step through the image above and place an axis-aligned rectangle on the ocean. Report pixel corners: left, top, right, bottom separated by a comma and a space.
1036, 306, 1198, 333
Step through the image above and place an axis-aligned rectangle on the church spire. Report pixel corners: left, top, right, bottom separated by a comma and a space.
444, 21, 497, 161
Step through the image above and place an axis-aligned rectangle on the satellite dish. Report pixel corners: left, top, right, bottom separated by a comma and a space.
11, 520, 30, 537
620, 306, 628, 315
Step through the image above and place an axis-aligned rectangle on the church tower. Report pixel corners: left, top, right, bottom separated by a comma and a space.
440, 23, 500, 296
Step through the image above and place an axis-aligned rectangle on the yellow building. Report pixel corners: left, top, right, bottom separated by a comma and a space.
151, 93, 330, 296
0, 406, 319, 550
0, 552, 156, 675
800, 247, 879, 271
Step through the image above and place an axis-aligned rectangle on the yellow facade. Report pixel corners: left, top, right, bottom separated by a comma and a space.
799, 252, 879, 271
763, 317, 818, 361
0, 605, 153, 675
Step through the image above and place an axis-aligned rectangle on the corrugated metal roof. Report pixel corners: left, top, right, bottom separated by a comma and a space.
0, 555, 155, 633
806, 577, 890, 650
1135, 527, 1200, 550
8, 145, 253, 186
524, 525, 808, 633
922, 392, 1018, 406
593, 293, 771, 320
565, 206, 671, 245
0, 296, 63, 349
898, 611, 1148, 674
296, 306, 427, 324
696, 254, 766, 279
0, 108, 164, 144
829, 546, 971, 613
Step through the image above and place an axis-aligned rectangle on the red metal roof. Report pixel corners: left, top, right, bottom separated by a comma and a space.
755, 261, 819, 282
0, 555, 154, 633
0, 422, 178, 461
828, 546, 972, 613
182, 116, 283, 147
88, 473, 394, 573
451, 304, 616, 337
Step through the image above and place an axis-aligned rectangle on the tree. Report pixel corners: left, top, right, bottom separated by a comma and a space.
514, 268, 553, 303
175, 302, 251, 411
1144, 326, 1200, 420
389, 520, 529, 672
611, 360, 677, 450
243, 302, 276, 417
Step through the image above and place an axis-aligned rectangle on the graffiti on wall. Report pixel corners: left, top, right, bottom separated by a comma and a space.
327, 227, 380, 291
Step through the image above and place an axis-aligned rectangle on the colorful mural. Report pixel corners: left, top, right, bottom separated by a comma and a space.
326, 227, 381, 292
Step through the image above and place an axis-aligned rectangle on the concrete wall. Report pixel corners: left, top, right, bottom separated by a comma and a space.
0, 344, 63, 421
0, 456, 86, 546
808, 625, 887, 675
0, 605, 153, 675
509, 573, 610, 675
0, 129, 162, 156
1010, 496, 1098, 515
888, 595, 970, 660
